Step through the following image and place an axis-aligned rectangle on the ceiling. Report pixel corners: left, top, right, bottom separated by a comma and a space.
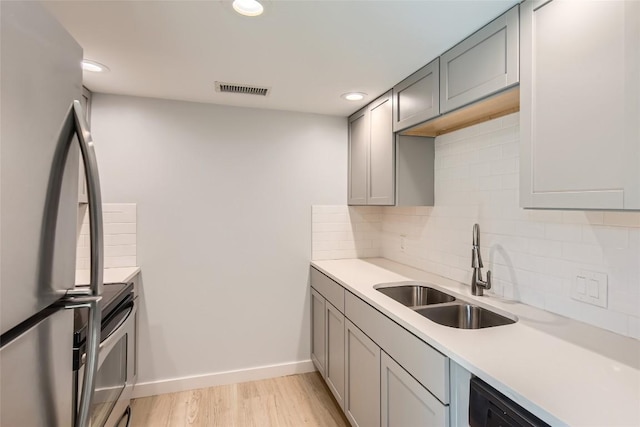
43, 0, 519, 117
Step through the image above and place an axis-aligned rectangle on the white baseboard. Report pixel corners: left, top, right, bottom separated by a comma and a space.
131, 359, 316, 398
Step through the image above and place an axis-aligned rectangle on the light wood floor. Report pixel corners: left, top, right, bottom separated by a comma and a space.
129, 372, 350, 427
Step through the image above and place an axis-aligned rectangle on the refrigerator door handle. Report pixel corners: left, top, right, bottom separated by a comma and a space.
71, 99, 104, 298
51, 100, 103, 427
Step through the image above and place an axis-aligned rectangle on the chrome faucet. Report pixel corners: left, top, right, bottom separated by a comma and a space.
471, 224, 491, 296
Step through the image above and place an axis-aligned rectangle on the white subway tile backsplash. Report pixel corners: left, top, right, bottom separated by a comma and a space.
501, 141, 519, 159
582, 226, 629, 249
104, 234, 137, 246
529, 238, 563, 258
501, 113, 519, 127
489, 158, 518, 175
311, 205, 382, 261
561, 242, 604, 265
500, 173, 519, 190
76, 203, 137, 270
103, 223, 136, 235
104, 244, 137, 257
603, 212, 640, 228
562, 211, 604, 225
104, 256, 137, 269
312, 223, 354, 232
478, 145, 502, 163
527, 210, 564, 223
545, 223, 583, 243
312, 213, 350, 223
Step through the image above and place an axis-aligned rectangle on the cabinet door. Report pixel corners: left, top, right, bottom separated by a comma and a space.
368, 91, 394, 206
381, 351, 448, 427
310, 288, 326, 376
345, 319, 380, 427
348, 108, 369, 205
393, 59, 440, 132
440, 5, 519, 114
325, 302, 345, 409
520, 0, 640, 209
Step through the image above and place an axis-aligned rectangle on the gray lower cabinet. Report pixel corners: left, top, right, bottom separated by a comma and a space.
345, 319, 381, 427
392, 58, 440, 132
310, 268, 455, 426
381, 351, 448, 427
325, 302, 345, 409
348, 91, 394, 206
440, 5, 519, 114
310, 288, 326, 376
520, 0, 640, 210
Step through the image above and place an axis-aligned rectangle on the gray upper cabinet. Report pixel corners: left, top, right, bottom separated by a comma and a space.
348, 108, 369, 205
392, 58, 440, 132
368, 93, 394, 205
348, 91, 394, 206
440, 5, 519, 114
520, 0, 640, 210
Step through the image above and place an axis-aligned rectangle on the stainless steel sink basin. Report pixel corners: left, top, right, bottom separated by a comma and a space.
415, 303, 515, 329
376, 284, 456, 307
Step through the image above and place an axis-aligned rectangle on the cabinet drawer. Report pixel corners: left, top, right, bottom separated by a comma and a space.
345, 291, 449, 403
440, 5, 519, 113
310, 268, 345, 313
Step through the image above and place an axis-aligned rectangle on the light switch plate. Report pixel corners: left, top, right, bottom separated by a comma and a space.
571, 270, 608, 308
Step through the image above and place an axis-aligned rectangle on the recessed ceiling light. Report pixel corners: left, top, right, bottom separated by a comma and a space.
82, 60, 110, 73
233, 0, 264, 16
341, 92, 367, 101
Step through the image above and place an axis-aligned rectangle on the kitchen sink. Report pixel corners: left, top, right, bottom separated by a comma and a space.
414, 303, 515, 329
376, 283, 456, 307
375, 281, 516, 329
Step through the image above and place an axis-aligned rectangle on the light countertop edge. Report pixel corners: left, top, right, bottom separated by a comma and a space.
311, 258, 640, 427
75, 266, 141, 286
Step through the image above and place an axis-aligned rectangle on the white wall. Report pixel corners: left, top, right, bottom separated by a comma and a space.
91, 94, 347, 392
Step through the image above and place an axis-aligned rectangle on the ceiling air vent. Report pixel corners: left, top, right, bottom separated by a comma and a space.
215, 81, 271, 97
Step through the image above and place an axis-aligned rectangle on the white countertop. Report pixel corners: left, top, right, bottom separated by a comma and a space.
311, 258, 640, 427
75, 267, 141, 286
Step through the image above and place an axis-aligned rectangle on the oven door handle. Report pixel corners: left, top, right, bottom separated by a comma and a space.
103, 300, 135, 341
81, 301, 137, 366
100, 301, 135, 354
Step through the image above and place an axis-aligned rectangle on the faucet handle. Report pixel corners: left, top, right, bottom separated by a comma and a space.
485, 270, 492, 290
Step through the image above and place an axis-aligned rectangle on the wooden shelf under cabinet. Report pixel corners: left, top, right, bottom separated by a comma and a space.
400, 87, 519, 138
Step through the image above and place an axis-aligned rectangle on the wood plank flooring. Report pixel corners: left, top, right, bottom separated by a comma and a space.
129, 372, 350, 427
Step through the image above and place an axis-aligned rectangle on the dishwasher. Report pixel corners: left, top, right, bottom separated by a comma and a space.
469, 377, 550, 427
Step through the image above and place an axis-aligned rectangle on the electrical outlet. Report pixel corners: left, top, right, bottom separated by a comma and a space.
571, 270, 608, 308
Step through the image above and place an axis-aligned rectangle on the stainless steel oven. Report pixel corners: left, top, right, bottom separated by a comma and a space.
74, 282, 137, 427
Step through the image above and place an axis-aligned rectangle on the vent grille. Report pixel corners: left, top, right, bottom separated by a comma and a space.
215, 81, 271, 97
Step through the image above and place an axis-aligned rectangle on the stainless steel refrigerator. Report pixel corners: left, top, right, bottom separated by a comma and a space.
1, 2, 104, 426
